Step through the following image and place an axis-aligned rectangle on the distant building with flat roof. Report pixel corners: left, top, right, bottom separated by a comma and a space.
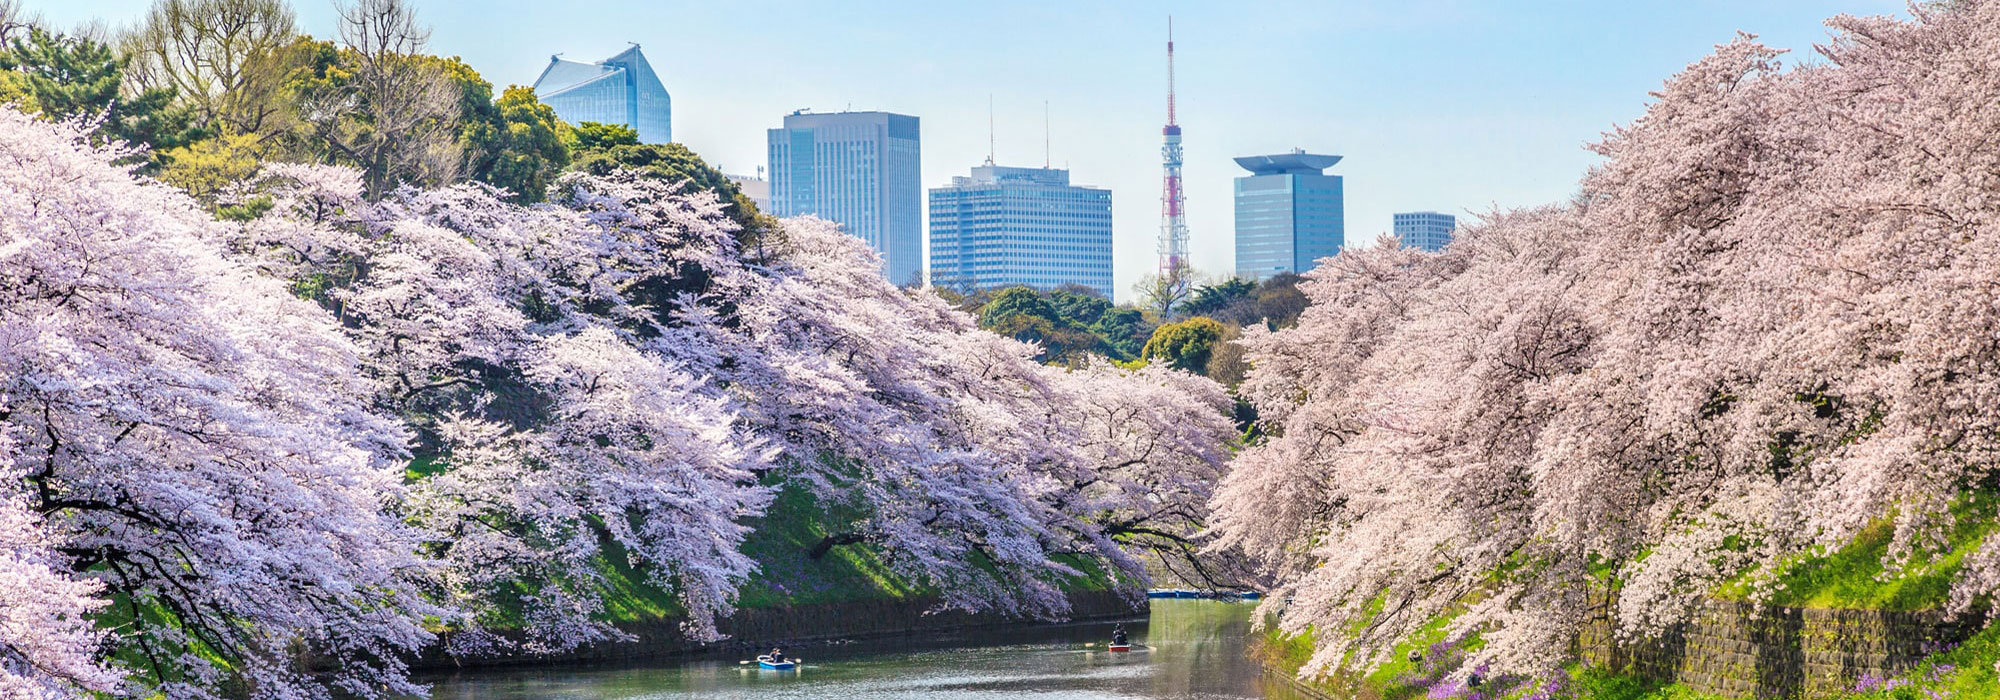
726, 170, 770, 213
1234, 151, 1344, 279
768, 111, 922, 284
1394, 211, 1456, 251
531, 45, 671, 144
929, 163, 1113, 298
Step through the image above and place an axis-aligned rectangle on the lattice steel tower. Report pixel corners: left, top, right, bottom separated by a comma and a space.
1157, 17, 1189, 274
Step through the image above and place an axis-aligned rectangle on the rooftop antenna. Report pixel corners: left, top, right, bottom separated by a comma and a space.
1043, 100, 1050, 169
986, 94, 996, 166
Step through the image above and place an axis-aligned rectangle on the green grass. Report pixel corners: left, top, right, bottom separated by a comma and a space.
1714, 492, 1997, 611
478, 479, 1130, 628
730, 483, 929, 610
1565, 668, 1709, 700
1256, 609, 1472, 700
1367, 612, 1473, 699
1259, 622, 1319, 672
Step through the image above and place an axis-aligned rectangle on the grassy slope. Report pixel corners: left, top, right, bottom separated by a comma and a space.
569, 484, 931, 628
545, 481, 1119, 628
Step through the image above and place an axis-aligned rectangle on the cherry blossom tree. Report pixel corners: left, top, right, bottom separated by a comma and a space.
2, 88, 1237, 697
648, 211, 1239, 617
224, 168, 781, 653
0, 108, 438, 699
0, 430, 120, 699
223, 160, 1238, 652
1214, 0, 2000, 683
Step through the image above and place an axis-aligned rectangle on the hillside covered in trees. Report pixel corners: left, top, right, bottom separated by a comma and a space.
0, 1, 1240, 697
1212, 2, 2000, 698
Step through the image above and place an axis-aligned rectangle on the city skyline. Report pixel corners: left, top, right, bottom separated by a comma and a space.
43, 0, 1912, 301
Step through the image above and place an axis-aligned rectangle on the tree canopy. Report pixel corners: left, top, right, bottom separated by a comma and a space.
0, 100, 1236, 697
0, 27, 197, 161
1213, 2, 2000, 683
977, 286, 1136, 364
1141, 317, 1228, 374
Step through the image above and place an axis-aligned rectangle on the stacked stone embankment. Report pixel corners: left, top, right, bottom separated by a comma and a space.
1577, 593, 1977, 698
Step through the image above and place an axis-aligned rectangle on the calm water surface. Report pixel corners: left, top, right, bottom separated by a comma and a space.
425, 600, 1313, 700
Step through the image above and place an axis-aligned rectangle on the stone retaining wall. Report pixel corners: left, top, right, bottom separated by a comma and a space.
422, 588, 1144, 669
1578, 594, 1977, 698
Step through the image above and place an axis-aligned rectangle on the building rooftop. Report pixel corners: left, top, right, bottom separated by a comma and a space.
1234, 152, 1343, 176
533, 45, 650, 98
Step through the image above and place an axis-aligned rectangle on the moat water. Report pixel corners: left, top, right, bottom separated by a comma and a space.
424, 599, 1317, 700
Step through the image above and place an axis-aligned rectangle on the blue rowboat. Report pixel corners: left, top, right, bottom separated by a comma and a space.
756, 656, 797, 671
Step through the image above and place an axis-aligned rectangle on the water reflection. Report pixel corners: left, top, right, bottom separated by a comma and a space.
425, 600, 1313, 699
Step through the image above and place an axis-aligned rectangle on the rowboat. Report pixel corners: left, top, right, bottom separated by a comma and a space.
756, 655, 797, 670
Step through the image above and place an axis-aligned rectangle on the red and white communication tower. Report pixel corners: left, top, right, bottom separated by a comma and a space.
1158, 17, 1189, 274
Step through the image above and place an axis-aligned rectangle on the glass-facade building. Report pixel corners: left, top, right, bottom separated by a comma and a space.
531, 45, 672, 144
531, 46, 672, 144
1234, 152, 1344, 279
929, 164, 1114, 298
768, 111, 923, 284
1394, 211, 1457, 251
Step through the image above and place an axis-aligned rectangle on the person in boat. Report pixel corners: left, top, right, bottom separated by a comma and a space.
767, 647, 786, 664
1111, 624, 1129, 646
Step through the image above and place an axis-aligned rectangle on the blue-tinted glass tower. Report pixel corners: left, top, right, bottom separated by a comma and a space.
929, 164, 1114, 298
767, 111, 923, 285
531, 45, 672, 144
1394, 211, 1457, 252
1233, 151, 1344, 279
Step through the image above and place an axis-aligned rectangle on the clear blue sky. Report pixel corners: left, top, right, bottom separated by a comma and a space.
44, 0, 1906, 301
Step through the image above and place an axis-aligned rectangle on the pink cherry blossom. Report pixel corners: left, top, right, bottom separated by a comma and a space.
1214, 1, 2000, 681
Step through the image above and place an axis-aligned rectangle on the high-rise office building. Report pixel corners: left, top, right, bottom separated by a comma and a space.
929, 163, 1114, 298
767, 111, 923, 284
1394, 211, 1457, 251
531, 45, 671, 144
1233, 151, 1344, 279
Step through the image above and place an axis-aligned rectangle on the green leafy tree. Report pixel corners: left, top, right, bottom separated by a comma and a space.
1141, 317, 1228, 374
1183, 278, 1255, 317
1091, 307, 1154, 360
0, 27, 199, 159
1046, 284, 1112, 326
978, 286, 1063, 329
1246, 273, 1309, 328
978, 286, 1126, 364
572, 120, 637, 152
159, 130, 260, 206
458, 84, 571, 202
